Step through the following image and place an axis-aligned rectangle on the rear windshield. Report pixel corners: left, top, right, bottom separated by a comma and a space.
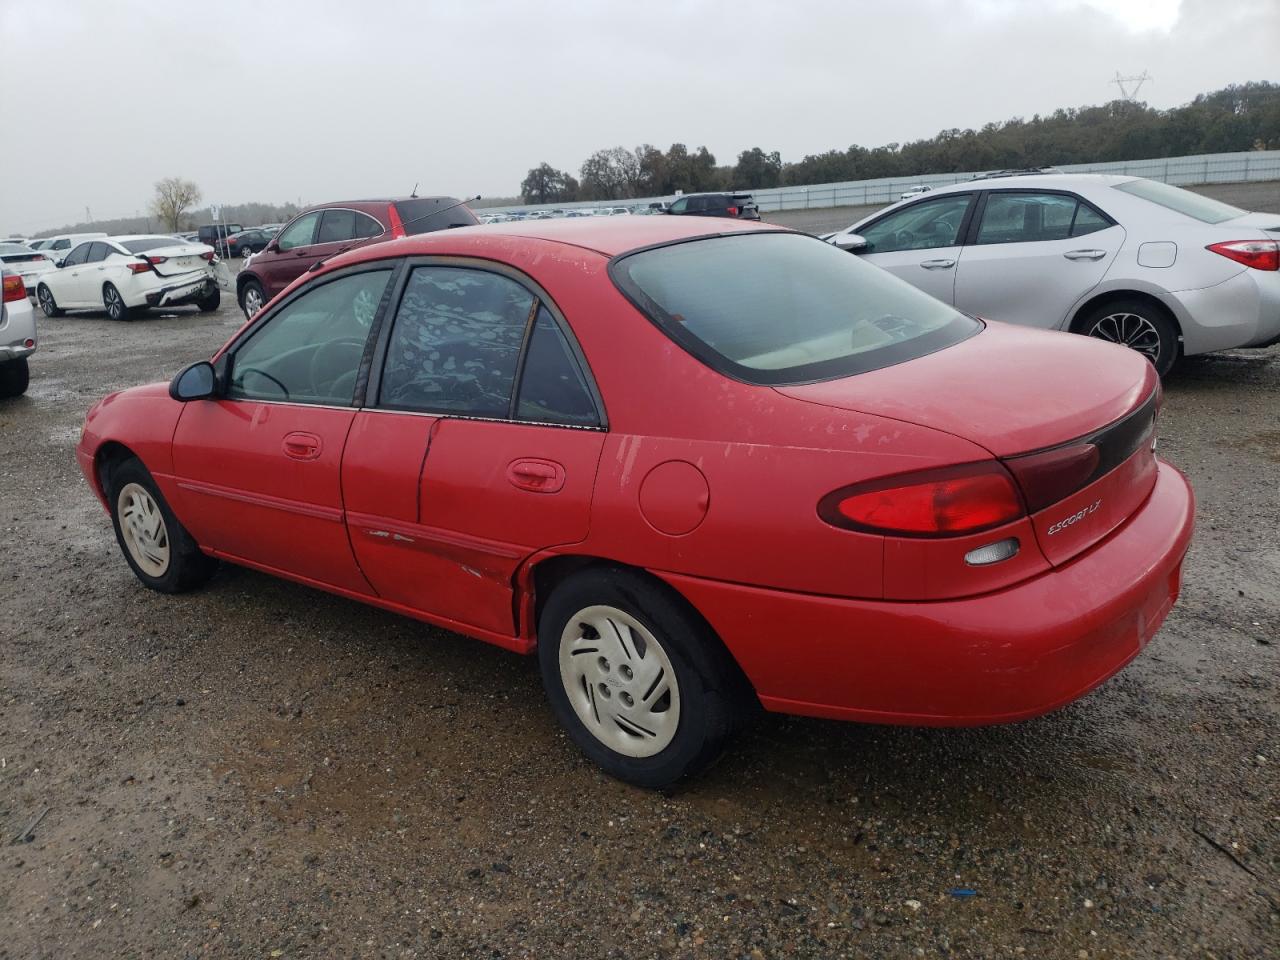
0, 243, 35, 256
1113, 179, 1244, 224
393, 198, 480, 235
121, 237, 180, 253
610, 232, 979, 385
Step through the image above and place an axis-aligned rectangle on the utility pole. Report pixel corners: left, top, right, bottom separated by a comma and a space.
1111, 70, 1152, 102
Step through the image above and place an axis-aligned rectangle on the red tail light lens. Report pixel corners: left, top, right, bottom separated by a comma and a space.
726, 206, 738, 216
1206, 239, 1279, 271
820, 463, 1024, 537
147, 255, 168, 265
387, 204, 406, 239
1003, 443, 1101, 514
2, 274, 25, 302
200, 251, 215, 261
128, 261, 152, 274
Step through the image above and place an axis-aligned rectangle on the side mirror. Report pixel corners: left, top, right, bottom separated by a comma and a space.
264, 241, 279, 253
169, 361, 217, 401
54, 258, 65, 268
832, 233, 869, 253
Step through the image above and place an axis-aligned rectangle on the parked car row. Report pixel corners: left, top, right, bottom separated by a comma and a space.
478, 192, 760, 224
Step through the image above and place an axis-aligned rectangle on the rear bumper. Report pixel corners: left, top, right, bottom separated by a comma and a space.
141, 276, 216, 308
657, 460, 1194, 726
1173, 268, 1280, 355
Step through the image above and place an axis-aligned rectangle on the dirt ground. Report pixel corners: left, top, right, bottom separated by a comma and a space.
1, 224, 1277, 959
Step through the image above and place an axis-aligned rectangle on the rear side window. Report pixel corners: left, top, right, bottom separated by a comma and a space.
516, 307, 598, 426
976, 193, 1075, 244
317, 209, 357, 244
392, 198, 479, 236
352, 213, 382, 239
379, 266, 533, 417
1113, 178, 1243, 224
611, 232, 978, 385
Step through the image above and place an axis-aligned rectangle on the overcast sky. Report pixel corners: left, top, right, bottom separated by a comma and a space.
1, 0, 1276, 233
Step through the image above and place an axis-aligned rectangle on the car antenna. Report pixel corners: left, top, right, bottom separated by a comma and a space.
398, 195, 481, 231
410, 182, 419, 198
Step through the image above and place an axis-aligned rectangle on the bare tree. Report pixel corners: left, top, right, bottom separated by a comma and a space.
150, 177, 202, 231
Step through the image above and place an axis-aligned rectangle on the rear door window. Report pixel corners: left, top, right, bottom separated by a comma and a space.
317, 209, 357, 244
352, 212, 383, 239
976, 193, 1082, 244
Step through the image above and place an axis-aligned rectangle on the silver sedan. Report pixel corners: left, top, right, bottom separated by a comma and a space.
827, 173, 1280, 376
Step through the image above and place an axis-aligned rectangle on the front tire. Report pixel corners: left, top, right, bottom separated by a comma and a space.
37, 283, 64, 318
537, 567, 742, 788
0, 358, 29, 399
107, 457, 217, 593
1076, 298, 1179, 377
102, 282, 131, 322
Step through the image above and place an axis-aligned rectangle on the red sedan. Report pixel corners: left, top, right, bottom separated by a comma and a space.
76, 217, 1194, 787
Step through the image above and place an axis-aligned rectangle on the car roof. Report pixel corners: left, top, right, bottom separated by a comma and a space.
386, 215, 784, 257
928, 173, 1137, 194
107, 234, 195, 243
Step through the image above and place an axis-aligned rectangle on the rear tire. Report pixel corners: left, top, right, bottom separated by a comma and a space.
1076, 298, 1179, 378
537, 567, 742, 788
239, 277, 266, 319
0, 358, 30, 399
107, 457, 218, 593
197, 287, 220, 313
102, 282, 131, 322
36, 283, 63, 318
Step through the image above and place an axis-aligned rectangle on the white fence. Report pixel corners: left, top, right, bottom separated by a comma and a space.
487, 149, 1280, 216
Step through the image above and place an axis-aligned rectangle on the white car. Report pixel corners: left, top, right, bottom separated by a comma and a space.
34, 235, 219, 321
827, 173, 1280, 375
1, 269, 37, 398
899, 185, 932, 201
42, 232, 108, 261
0, 241, 55, 297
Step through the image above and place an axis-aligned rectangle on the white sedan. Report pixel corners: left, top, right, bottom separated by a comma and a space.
34, 235, 219, 321
0, 242, 55, 298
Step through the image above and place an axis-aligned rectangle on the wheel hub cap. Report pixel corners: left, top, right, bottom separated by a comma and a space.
558, 605, 680, 758
117, 483, 170, 577
1087, 312, 1161, 362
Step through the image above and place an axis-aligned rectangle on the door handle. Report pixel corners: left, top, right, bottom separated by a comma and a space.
282, 431, 322, 461
294, 249, 310, 257
920, 258, 956, 270
507, 458, 565, 494
1064, 249, 1107, 261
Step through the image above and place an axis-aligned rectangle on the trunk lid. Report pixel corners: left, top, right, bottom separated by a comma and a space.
776, 321, 1161, 565
142, 244, 214, 277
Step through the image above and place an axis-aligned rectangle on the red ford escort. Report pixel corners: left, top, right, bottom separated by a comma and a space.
77, 216, 1194, 787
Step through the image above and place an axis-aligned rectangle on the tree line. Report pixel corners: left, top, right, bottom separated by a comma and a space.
520, 81, 1280, 203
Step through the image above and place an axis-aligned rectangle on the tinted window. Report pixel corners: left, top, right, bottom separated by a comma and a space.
393, 198, 479, 236
612, 233, 978, 385
62, 243, 91, 265
228, 269, 392, 405
121, 237, 179, 253
1113, 178, 1243, 224
352, 213, 382, 239
976, 193, 1076, 244
380, 266, 533, 416
860, 194, 972, 252
668, 198, 688, 214
277, 212, 320, 251
51, 238, 71, 251
516, 307, 598, 426
317, 209, 357, 244
1071, 204, 1111, 237
85, 242, 112, 263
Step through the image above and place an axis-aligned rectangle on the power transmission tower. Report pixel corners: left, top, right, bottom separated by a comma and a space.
1111, 70, 1151, 102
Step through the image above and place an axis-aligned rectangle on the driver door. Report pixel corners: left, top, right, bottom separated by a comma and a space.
55, 242, 94, 306
854, 193, 976, 304
170, 265, 395, 593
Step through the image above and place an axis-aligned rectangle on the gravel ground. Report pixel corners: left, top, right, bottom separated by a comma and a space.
1, 238, 1278, 960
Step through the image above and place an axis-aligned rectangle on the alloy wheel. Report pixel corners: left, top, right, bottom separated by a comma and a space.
38, 287, 54, 316
104, 286, 125, 320
243, 286, 264, 317
1086, 312, 1161, 362
557, 605, 681, 758
117, 482, 170, 577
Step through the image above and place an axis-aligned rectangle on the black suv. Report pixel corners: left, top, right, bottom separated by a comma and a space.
197, 223, 244, 248
664, 193, 760, 220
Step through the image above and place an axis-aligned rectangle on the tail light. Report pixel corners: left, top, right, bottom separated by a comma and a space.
2, 274, 25, 302
1206, 239, 1279, 271
1003, 443, 1101, 513
200, 251, 215, 261
820, 463, 1024, 537
128, 261, 153, 274
387, 204, 406, 239
726, 206, 738, 216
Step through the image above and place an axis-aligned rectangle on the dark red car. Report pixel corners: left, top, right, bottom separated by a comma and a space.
235, 197, 478, 318
77, 216, 1194, 787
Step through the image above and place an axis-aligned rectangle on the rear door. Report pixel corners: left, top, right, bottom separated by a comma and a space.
343, 261, 606, 638
170, 265, 396, 592
855, 192, 976, 304
255, 211, 322, 299
953, 190, 1124, 329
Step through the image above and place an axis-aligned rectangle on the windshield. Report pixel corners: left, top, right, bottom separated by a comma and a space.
121, 237, 181, 253
610, 232, 979, 385
1113, 178, 1245, 224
